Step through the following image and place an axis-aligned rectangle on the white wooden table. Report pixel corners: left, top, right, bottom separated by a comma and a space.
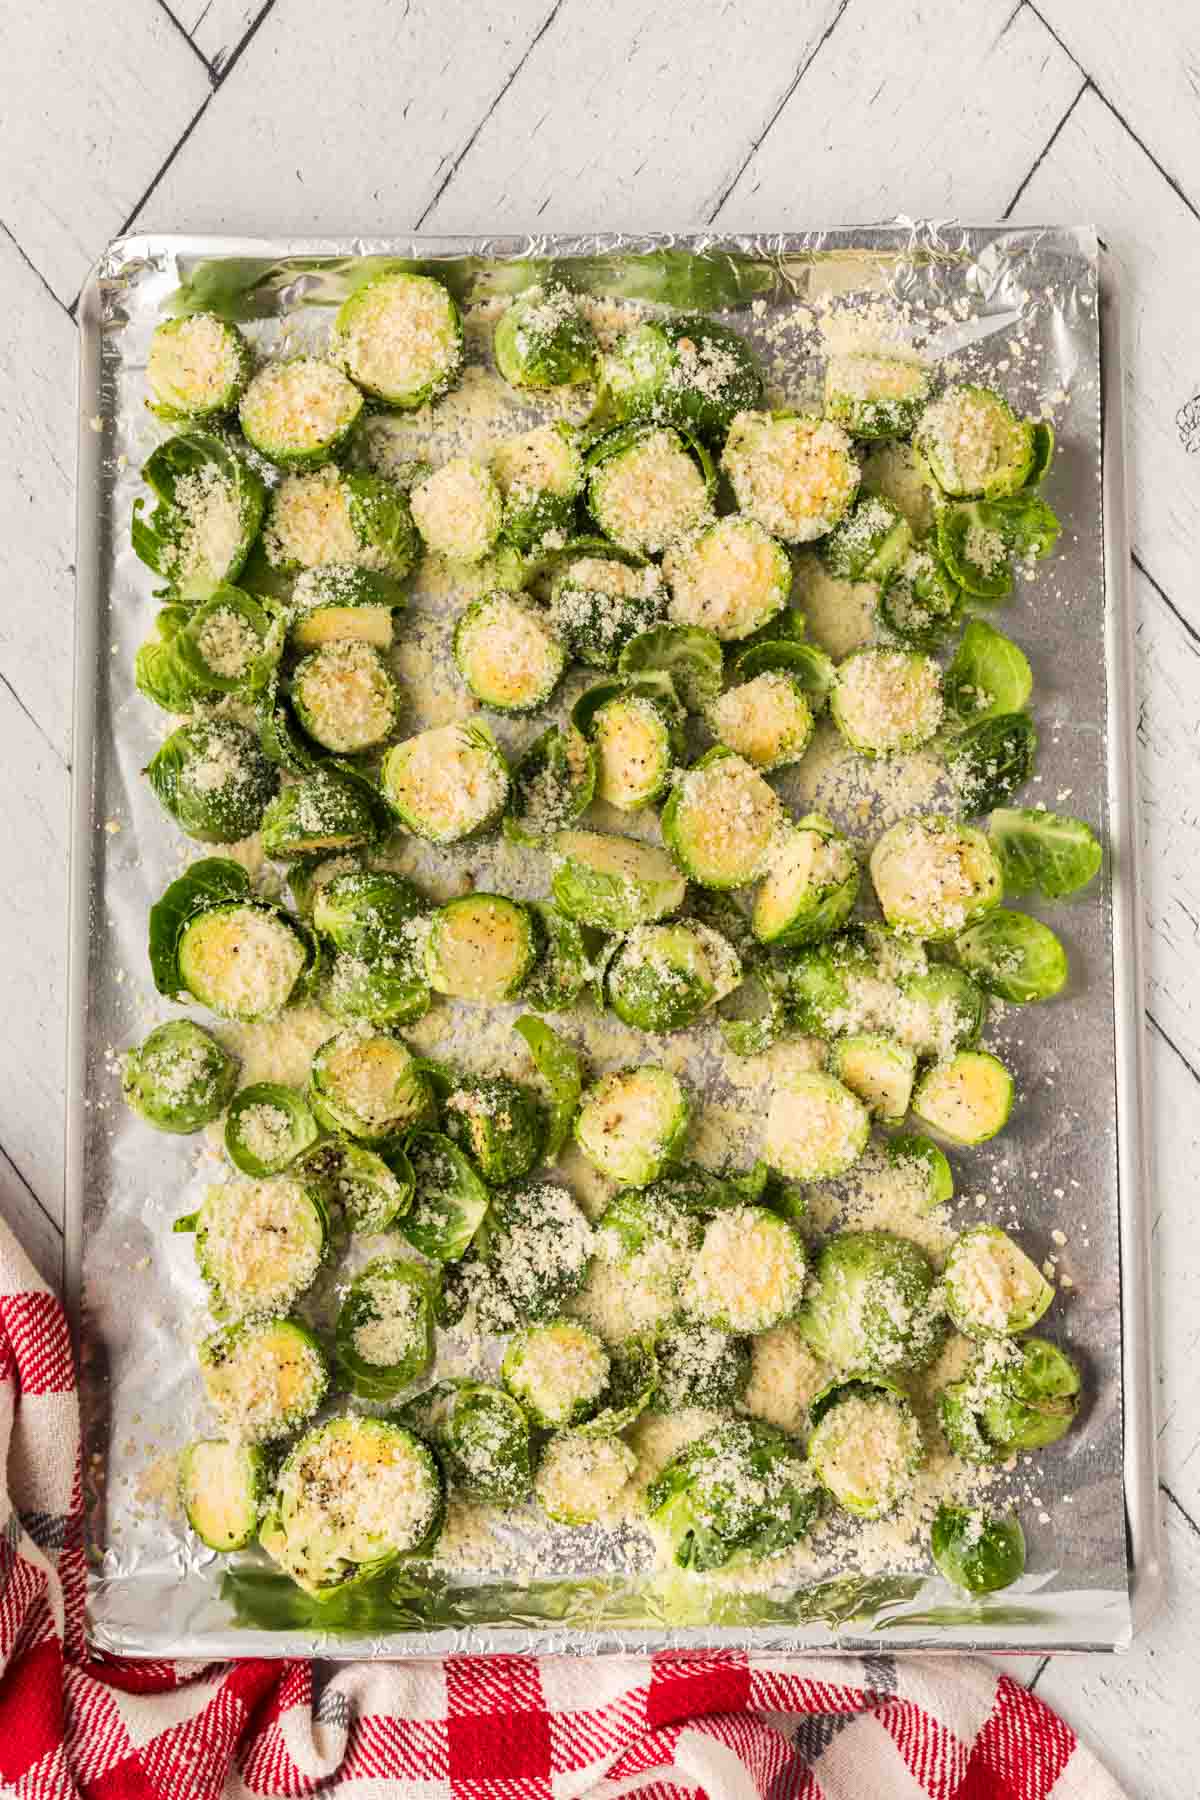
3, 0, 1198, 1785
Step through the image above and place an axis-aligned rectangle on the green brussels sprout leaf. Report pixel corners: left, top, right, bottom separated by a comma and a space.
398, 1132, 491, 1263
986, 807, 1103, 899
147, 858, 251, 996
617, 623, 724, 712
951, 908, 1068, 1003
513, 1014, 583, 1159
942, 619, 1033, 727
945, 713, 1038, 813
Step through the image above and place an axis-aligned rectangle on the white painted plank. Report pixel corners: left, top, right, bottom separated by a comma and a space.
1036, 1495, 1200, 1798
168, 0, 264, 75
1038, 0, 1200, 215
0, 232, 79, 764
0, 682, 70, 1229
137, 0, 554, 238
0, 0, 211, 306
1010, 86, 1200, 631
0, 1157, 63, 1293
424, 0, 842, 232
713, 0, 1080, 229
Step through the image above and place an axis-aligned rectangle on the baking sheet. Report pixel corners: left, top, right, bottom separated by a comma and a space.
68, 225, 1158, 1657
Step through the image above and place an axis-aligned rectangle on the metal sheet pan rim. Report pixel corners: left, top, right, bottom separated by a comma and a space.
68, 225, 1157, 1658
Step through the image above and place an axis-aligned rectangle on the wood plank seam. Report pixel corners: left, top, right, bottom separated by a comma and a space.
1003, 76, 1090, 217
0, 669, 69, 771
116, 93, 215, 255
1133, 551, 1200, 651
207, 0, 280, 86
1163, 1483, 1200, 1542
0, 219, 75, 328
152, 0, 216, 82
1146, 1013, 1200, 1088
0, 1141, 61, 1243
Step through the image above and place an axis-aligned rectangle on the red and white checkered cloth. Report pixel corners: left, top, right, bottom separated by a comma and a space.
0, 1213, 1125, 1800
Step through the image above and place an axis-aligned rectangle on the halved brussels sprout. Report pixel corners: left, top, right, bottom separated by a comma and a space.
425, 892, 537, 1002
382, 722, 509, 844
911, 1050, 1014, 1146
987, 806, 1103, 900
324, 949, 430, 1030
513, 1015, 582, 1159
575, 1065, 690, 1188
289, 564, 397, 651
574, 1189, 701, 1340
400, 1131, 491, 1263
174, 586, 282, 696
334, 1256, 437, 1400
307, 1137, 413, 1235
290, 641, 402, 754
617, 621, 724, 712
651, 1322, 750, 1412
752, 814, 859, 947
132, 432, 265, 596
943, 1224, 1055, 1339
645, 1418, 823, 1571
147, 312, 252, 422
683, 1205, 808, 1334
261, 767, 385, 860
878, 541, 962, 645
764, 1071, 871, 1183
830, 647, 944, 756
733, 636, 839, 713
239, 356, 364, 467
519, 902, 592, 1014
453, 589, 566, 715
946, 714, 1038, 815
707, 671, 815, 772
502, 1319, 610, 1429
311, 869, 423, 954
797, 1229, 946, 1374
605, 315, 763, 440
915, 385, 1036, 499
942, 618, 1033, 726
950, 907, 1068, 1003
308, 1029, 431, 1141
898, 964, 988, 1059
176, 902, 313, 1021
860, 437, 937, 536
821, 494, 912, 584
586, 424, 714, 557
606, 919, 741, 1033
936, 507, 1010, 599
939, 1336, 1082, 1462
886, 1133, 954, 1208
405, 1381, 533, 1505
147, 717, 279, 845
333, 270, 463, 408
807, 1376, 924, 1518
468, 1181, 595, 1332
122, 1019, 238, 1134
780, 927, 876, 1038
663, 514, 792, 642
491, 421, 583, 552
183, 1175, 328, 1318
178, 1438, 265, 1551
661, 748, 782, 890
870, 815, 1003, 940
443, 1071, 544, 1183
410, 457, 502, 563
199, 1315, 329, 1443
587, 689, 677, 811
534, 1431, 637, 1525
223, 1082, 319, 1176
135, 606, 212, 713
505, 726, 595, 848
931, 1502, 1026, 1595
716, 962, 792, 1056
551, 829, 686, 931
264, 466, 418, 582
548, 548, 668, 669
823, 351, 931, 440
494, 284, 597, 389
829, 1033, 917, 1125
721, 411, 859, 544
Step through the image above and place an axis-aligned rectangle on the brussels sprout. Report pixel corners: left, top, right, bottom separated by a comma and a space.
886, 1133, 954, 1208
257, 677, 321, 778
807, 1377, 924, 1518
943, 1225, 1055, 1339
617, 622, 724, 712
443, 1073, 544, 1184
399, 1131, 491, 1263
502, 1320, 610, 1429
199, 1314, 329, 1445
453, 589, 566, 715
240, 356, 363, 466
661, 749, 782, 891
912, 1050, 1014, 1147
324, 949, 431, 1030
942, 618, 1033, 726
830, 646, 944, 756
494, 284, 597, 389
824, 351, 931, 440
519, 902, 593, 1014
534, 1431, 638, 1525
181, 1175, 328, 1318
575, 1189, 701, 1339
308, 1029, 431, 1142
335, 1256, 437, 1400
752, 815, 859, 948
177, 901, 314, 1021
587, 689, 678, 811
548, 546, 668, 669
821, 494, 913, 584
716, 962, 792, 1056
662, 515, 792, 643
829, 1033, 917, 1125
860, 437, 937, 536
491, 421, 583, 552
578, 1334, 659, 1433
765, 1070, 871, 1184
606, 920, 740, 1033
797, 1230, 946, 1374
722, 411, 859, 544
132, 432, 265, 596
135, 606, 212, 713
468, 1181, 595, 1332
586, 423, 714, 557
147, 312, 252, 422
425, 892, 537, 1003
410, 457, 502, 563
898, 965, 988, 1059
405, 1381, 534, 1506
288, 563, 398, 653
145, 856, 281, 997
333, 270, 464, 407
575, 1066, 690, 1188
935, 503, 1012, 598
950, 907, 1068, 1003
605, 314, 763, 440
513, 1014, 583, 1159
551, 830, 686, 931
173, 586, 283, 697
305, 1137, 413, 1235
987, 806, 1103, 899
731, 637, 839, 711
178, 1438, 266, 1551
146, 716, 278, 845
645, 1418, 823, 1571
877, 541, 962, 645
381, 722, 509, 844
707, 671, 815, 772
264, 1414, 443, 1595
505, 725, 595, 848
931, 1502, 1026, 1595
683, 1205, 808, 1334
946, 714, 1038, 814
261, 767, 385, 860
939, 1336, 1082, 1462
264, 466, 418, 583
122, 1019, 239, 1134
914, 385, 1036, 499
224, 1082, 319, 1176
651, 1322, 750, 1412
311, 869, 423, 953
779, 928, 871, 1037
870, 815, 1003, 940
291, 641, 402, 754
